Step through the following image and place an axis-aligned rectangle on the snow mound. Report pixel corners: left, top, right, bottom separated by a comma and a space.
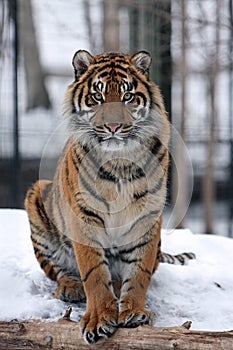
0, 209, 233, 331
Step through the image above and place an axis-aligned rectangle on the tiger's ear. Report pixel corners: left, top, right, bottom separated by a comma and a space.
72, 50, 94, 77
131, 51, 151, 76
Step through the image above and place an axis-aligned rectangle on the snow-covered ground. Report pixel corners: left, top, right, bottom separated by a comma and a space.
0, 209, 233, 331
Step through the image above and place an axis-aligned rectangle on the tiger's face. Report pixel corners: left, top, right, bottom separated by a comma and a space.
63, 50, 167, 151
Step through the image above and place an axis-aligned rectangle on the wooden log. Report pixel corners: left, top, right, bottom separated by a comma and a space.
0, 315, 233, 350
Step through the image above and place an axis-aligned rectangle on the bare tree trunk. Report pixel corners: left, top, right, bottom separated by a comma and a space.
0, 1, 7, 59
103, 0, 120, 52
83, 0, 95, 52
0, 318, 233, 350
18, 0, 50, 110
172, 0, 188, 228
203, 79, 216, 234
203, 0, 220, 234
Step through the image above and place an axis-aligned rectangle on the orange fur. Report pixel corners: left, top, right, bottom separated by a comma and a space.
25, 50, 194, 343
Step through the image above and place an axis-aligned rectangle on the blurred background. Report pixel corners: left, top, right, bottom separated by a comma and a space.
0, 0, 232, 236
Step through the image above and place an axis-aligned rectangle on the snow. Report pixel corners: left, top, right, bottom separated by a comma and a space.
0, 209, 233, 331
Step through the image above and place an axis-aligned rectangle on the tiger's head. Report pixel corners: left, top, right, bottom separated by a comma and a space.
63, 50, 169, 151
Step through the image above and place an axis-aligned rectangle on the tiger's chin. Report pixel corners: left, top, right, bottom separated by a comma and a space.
99, 138, 129, 152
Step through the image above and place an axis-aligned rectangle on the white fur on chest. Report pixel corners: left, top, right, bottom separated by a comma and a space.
105, 180, 134, 229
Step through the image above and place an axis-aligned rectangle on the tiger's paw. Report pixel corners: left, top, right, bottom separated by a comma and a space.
80, 301, 118, 344
54, 281, 85, 303
118, 308, 153, 328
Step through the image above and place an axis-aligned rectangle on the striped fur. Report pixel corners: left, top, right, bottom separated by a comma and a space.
25, 50, 195, 344
159, 252, 196, 265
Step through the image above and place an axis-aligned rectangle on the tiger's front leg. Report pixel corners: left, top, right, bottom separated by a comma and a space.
118, 226, 160, 327
72, 242, 118, 344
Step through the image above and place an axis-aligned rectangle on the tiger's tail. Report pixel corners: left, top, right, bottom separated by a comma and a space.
159, 252, 196, 265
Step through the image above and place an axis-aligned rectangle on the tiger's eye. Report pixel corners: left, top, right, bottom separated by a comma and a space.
93, 92, 103, 102
123, 92, 133, 101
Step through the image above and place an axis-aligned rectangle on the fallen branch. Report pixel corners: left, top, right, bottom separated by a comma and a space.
0, 311, 233, 350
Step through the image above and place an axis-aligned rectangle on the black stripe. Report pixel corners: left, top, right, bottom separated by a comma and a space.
132, 167, 145, 180
103, 282, 112, 290
134, 190, 147, 200
36, 251, 53, 261
64, 158, 71, 187
150, 138, 162, 155
183, 252, 196, 259
41, 182, 52, 202
159, 253, 174, 264
175, 255, 185, 265
96, 55, 126, 64
80, 144, 102, 171
122, 278, 131, 285
116, 71, 128, 79
96, 58, 110, 64
33, 247, 39, 254
40, 259, 50, 270
138, 265, 151, 276
135, 91, 147, 106
119, 239, 151, 255
81, 144, 100, 169
39, 260, 61, 279
72, 83, 81, 112
87, 76, 93, 90
78, 171, 109, 211
71, 151, 82, 172
126, 210, 160, 236
31, 236, 49, 250
31, 236, 58, 259
82, 261, 109, 283
78, 204, 105, 227
85, 95, 95, 107
78, 86, 84, 109
97, 63, 128, 73
98, 164, 145, 182
49, 193, 60, 231
120, 257, 141, 264
82, 143, 90, 154
35, 198, 52, 229
30, 222, 47, 236
114, 58, 129, 65
98, 167, 117, 182
98, 71, 109, 78
139, 282, 144, 289
132, 78, 138, 89
129, 67, 153, 103
54, 186, 66, 233
143, 138, 165, 170
133, 175, 164, 200
73, 149, 100, 185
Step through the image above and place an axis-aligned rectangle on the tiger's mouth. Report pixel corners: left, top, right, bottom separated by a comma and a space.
93, 122, 133, 145
102, 134, 124, 141
98, 133, 130, 150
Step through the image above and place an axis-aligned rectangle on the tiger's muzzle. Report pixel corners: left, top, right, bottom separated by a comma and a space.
92, 102, 134, 141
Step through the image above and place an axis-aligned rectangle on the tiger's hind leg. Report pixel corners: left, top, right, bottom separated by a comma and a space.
25, 180, 85, 303
54, 278, 85, 303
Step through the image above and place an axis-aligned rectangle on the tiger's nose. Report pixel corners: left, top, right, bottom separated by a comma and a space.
104, 123, 122, 133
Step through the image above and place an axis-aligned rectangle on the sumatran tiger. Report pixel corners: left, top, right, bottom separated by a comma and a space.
25, 50, 195, 344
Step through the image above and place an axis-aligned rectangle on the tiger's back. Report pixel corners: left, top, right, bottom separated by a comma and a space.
25, 50, 195, 344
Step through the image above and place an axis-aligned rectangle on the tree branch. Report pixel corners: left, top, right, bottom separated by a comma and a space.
0, 316, 233, 350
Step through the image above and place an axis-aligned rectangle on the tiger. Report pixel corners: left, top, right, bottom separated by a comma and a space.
25, 50, 195, 344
